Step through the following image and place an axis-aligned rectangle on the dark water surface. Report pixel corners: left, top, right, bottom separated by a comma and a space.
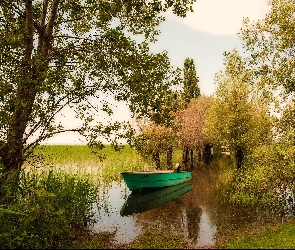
90, 166, 295, 248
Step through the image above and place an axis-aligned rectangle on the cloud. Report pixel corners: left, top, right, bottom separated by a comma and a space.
166, 0, 270, 36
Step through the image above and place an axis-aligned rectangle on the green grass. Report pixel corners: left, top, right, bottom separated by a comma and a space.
24, 144, 183, 185
224, 221, 295, 249
0, 169, 98, 249
24, 145, 150, 184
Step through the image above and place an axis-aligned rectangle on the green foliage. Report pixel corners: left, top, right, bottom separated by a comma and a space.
182, 58, 200, 107
216, 143, 295, 210
0, 0, 195, 183
240, 0, 295, 95
240, 0, 295, 146
204, 50, 273, 168
0, 169, 98, 249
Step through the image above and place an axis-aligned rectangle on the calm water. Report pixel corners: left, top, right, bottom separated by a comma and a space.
90, 167, 295, 248
90, 169, 217, 248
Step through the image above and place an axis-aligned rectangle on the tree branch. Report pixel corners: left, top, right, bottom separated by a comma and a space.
41, 0, 49, 27
45, 0, 60, 38
24, 0, 34, 62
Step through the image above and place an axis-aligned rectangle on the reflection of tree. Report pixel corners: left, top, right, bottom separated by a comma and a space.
128, 166, 221, 246
131, 190, 204, 245
186, 206, 202, 241
133, 192, 191, 236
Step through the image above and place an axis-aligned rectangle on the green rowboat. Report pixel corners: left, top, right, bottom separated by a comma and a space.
120, 169, 192, 191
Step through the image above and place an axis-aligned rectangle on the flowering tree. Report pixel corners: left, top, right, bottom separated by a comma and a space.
176, 95, 213, 169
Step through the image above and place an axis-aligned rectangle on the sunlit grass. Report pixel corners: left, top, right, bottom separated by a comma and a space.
24, 145, 183, 185
225, 221, 295, 249
25, 144, 186, 189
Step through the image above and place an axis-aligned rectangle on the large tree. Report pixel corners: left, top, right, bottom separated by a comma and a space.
0, 0, 195, 184
203, 49, 273, 169
182, 57, 200, 107
181, 57, 200, 168
240, 0, 295, 145
241, 0, 295, 95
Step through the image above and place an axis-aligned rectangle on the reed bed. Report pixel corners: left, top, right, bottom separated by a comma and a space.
24, 144, 153, 185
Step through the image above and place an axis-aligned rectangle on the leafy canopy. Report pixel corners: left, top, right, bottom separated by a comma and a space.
0, 0, 195, 169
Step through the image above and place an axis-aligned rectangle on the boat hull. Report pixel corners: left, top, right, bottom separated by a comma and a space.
120, 170, 192, 191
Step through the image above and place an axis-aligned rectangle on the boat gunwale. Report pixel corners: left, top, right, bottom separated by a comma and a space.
120, 170, 191, 174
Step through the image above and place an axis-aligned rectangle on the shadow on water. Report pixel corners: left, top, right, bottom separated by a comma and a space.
91, 166, 218, 248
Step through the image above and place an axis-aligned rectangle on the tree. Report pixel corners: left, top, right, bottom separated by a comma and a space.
131, 87, 182, 169
203, 50, 273, 169
182, 58, 200, 107
0, 0, 196, 185
240, 0, 295, 145
132, 119, 179, 169
176, 95, 213, 168
241, 0, 295, 95
181, 57, 200, 168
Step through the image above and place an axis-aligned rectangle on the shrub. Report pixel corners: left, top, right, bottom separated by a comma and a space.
0, 169, 98, 249
216, 143, 295, 213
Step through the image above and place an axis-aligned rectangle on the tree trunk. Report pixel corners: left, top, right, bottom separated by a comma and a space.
153, 151, 161, 170
166, 147, 173, 170
182, 146, 189, 170
189, 149, 194, 170
235, 146, 244, 169
0, 84, 37, 186
203, 143, 213, 164
0, 0, 53, 187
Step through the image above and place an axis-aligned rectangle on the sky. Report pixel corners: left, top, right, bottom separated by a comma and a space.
41, 0, 270, 145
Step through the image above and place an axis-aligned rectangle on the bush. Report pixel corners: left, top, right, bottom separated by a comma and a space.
216, 143, 295, 212
0, 169, 98, 249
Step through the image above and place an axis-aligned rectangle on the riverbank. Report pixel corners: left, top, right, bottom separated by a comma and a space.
69, 220, 295, 249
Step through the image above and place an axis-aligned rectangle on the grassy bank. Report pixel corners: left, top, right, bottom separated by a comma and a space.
0, 169, 98, 249
222, 220, 295, 249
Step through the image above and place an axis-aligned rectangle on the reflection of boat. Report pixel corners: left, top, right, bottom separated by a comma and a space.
120, 181, 192, 216
120, 169, 192, 191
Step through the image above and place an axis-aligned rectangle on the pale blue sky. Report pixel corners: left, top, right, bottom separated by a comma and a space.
149, 16, 242, 96
40, 0, 270, 144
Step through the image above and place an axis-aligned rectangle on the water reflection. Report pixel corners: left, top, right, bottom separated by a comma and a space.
90, 166, 295, 248
120, 181, 192, 216
196, 206, 217, 247
91, 174, 217, 248
91, 181, 142, 244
